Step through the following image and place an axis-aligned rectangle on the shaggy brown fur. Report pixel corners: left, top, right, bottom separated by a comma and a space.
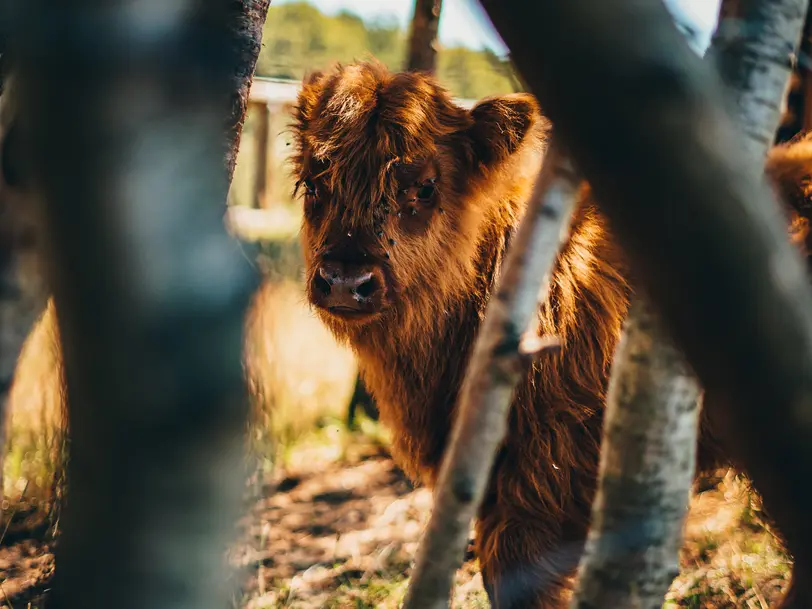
291, 60, 812, 608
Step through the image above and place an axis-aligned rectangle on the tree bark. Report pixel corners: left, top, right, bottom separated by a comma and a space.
406, 0, 442, 73
401, 141, 578, 609
10, 1, 267, 608
223, 0, 270, 184
708, 0, 808, 162
480, 0, 812, 580
571, 2, 807, 605
570, 298, 701, 609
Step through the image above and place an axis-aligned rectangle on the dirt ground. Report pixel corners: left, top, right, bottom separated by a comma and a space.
0, 431, 793, 609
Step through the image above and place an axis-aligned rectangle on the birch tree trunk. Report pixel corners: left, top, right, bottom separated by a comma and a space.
571, 298, 701, 609
401, 141, 579, 609
708, 0, 808, 163
406, 0, 442, 73
9, 1, 268, 608
479, 0, 812, 585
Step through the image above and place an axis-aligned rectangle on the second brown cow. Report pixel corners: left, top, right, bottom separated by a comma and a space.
291, 60, 812, 608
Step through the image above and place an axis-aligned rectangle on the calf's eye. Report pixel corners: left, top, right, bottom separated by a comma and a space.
303, 178, 317, 196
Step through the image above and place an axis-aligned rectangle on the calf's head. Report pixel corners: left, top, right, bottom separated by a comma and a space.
290, 61, 547, 337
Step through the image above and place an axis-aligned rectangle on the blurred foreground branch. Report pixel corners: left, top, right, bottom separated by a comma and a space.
480, 0, 812, 576
10, 1, 262, 607
401, 141, 578, 609
570, 1, 808, 605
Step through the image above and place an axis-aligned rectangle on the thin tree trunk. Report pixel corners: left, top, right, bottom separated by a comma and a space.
708, 0, 808, 163
401, 140, 578, 609
570, 297, 701, 609
223, 0, 271, 184
10, 2, 267, 609
479, 0, 812, 580
406, 0, 442, 73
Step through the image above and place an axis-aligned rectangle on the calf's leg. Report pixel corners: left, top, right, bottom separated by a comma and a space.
476, 513, 586, 609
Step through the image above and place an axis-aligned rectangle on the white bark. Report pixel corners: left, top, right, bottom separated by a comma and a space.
570, 298, 701, 609
709, 0, 808, 163
401, 140, 579, 609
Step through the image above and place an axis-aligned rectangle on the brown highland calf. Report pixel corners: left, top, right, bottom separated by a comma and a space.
291, 60, 812, 608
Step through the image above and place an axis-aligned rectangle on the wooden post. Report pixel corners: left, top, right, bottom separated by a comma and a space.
252, 100, 270, 209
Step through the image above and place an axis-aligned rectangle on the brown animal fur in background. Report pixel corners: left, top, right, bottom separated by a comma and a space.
290, 60, 812, 608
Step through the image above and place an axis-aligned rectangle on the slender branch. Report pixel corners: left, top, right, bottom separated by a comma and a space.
401, 140, 579, 609
10, 1, 261, 608
479, 0, 812, 573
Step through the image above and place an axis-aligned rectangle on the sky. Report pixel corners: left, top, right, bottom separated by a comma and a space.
274, 0, 722, 55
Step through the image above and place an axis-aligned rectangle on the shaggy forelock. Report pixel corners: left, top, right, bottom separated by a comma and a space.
291, 60, 470, 226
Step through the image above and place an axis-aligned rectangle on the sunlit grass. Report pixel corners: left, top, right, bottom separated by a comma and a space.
2, 300, 66, 515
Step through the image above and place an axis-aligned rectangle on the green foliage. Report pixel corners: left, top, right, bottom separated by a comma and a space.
257, 1, 520, 100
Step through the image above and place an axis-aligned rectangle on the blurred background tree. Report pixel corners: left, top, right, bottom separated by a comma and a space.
255, 1, 517, 98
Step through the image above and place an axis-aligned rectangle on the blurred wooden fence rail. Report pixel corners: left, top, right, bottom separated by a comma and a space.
230, 77, 477, 241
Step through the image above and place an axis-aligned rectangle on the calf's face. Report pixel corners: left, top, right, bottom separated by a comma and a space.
290, 62, 546, 333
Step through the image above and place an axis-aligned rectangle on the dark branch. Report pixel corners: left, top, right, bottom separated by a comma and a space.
479, 0, 812, 571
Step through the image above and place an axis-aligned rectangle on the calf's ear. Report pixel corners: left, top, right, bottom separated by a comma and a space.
466, 93, 545, 169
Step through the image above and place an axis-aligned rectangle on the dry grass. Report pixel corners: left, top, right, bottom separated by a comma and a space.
2, 299, 66, 512
243, 276, 360, 470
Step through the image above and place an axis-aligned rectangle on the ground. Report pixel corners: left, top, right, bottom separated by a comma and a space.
1, 423, 791, 609
0, 282, 794, 609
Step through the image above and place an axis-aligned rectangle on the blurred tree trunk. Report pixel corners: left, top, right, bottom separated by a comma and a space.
0, 0, 270, 505
572, 2, 807, 606
480, 0, 812, 586
10, 2, 268, 609
406, 0, 442, 73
